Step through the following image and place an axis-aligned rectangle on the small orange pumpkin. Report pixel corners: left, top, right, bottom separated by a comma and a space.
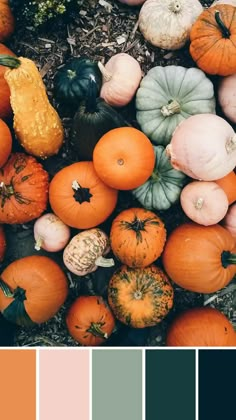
49, 161, 118, 229
0, 255, 68, 327
0, 1, 15, 42
93, 127, 155, 190
66, 296, 115, 346
110, 207, 166, 267
0, 43, 15, 120
0, 224, 6, 261
0, 118, 12, 167
0, 153, 49, 224
108, 265, 174, 328
166, 307, 236, 347
190, 5, 236, 76
215, 171, 236, 205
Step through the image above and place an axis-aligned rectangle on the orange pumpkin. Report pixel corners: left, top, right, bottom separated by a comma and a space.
0, 255, 68, 326
93, 127, 155, 190
66, 296, 115, 346
49, 161, 118, 229
110, 207, 166, 267
166, 307, 236, 347
0, 153, 49, 224
215, 171, 236, 205
0, 118, 12, 167
0, 43, 15, 120
162, 222, 236, 293
108, 265, 174, 328
190, 5, 236, 76
0, 1, 15, 42
0, 224, 6, 261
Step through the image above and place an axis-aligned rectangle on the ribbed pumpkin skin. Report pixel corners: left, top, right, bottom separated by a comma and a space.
166, 307, 236, 347
0, 224, 6, 262
0, 43, 15, 120
49, 161, 118, 229
108, 265, 174, 328
66, 296, 115, 346
190, 5, 236, 76
0, 153, 49, 224
162, 223, 236, 293
110, 207, 166, 267
0, 255, 68, 326
0, 118, 12, 168
63, 228, 110, 276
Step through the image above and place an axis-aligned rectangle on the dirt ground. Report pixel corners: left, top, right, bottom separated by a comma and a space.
1, 0, 236, 347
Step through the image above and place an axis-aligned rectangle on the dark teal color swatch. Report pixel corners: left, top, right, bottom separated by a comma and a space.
92, 349, 142, 420
146, 349, 195, 420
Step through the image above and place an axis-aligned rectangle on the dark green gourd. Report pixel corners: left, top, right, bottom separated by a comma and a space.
70, 77, 129, 161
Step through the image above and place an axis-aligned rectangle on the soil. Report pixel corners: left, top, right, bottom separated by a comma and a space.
1, 0, 236, 347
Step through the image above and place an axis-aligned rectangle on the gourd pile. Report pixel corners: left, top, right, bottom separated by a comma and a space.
0, 0, 236, 347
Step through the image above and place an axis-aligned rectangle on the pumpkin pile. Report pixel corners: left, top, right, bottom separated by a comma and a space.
0, 0, 236, 347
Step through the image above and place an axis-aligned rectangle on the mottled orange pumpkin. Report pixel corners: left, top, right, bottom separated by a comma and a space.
108, 265, 174, 328
110, 207, 166, 267
66, 296, 115, 346
0, 118, 12, 167
0, 0, 15, 42
190, 5, 236, 75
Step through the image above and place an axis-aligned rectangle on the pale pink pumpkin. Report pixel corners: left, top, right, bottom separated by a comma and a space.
34, 213, 71, 252
98, 53, 142, 107
180, 181, 229, 226
166, 114, 236, 181
222, 203, 236, 240
218, 74, 236, 124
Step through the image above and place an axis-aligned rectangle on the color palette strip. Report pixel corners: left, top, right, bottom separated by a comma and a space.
0, 348, 234, 419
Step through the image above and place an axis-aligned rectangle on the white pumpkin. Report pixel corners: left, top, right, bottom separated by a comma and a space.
218, 73, 236, 124
211, 0, 236, 6
138, 0, 203, 50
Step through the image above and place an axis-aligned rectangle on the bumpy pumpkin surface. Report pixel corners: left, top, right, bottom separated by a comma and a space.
108, 265, 174, 328
132, 145, 186, 210
136, 65, 215, 145
0, 153, 49, 224
110, 207, 166, 267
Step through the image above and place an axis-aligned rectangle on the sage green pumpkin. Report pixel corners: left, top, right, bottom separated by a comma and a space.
136, 66, 216, 145
132, 145, 186, 210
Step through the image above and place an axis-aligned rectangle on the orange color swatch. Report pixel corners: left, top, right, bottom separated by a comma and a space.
0, 349, 36, 420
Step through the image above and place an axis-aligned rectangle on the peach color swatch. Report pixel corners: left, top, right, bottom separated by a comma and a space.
39, 349, 89, 420
0, 349, 36, 420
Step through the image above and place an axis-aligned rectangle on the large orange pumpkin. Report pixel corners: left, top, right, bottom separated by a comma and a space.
190, 5, 236, 76
0, 118, 12, 167
162, 222, 236, 293
0, 1, 15, 42
93, 127, 155, 190
66, 296, 116, 346
108, 265, 174, 328
49, 161, 118, 229
110, 207, 166, 267
0, 43, 15, 120
0, 153, 49, 224
0, 224, 6, 261
166, 307, 236, 347
0, 255, 68, 326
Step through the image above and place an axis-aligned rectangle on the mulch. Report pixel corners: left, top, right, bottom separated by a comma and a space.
1, 0, 236, 347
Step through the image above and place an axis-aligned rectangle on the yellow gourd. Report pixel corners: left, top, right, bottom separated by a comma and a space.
0, 55, 64, 159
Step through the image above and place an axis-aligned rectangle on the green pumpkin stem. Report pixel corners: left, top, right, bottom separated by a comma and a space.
0, 278, 14, 297
0, 55, 21, 68
215, 11, 230, 38
86, 322, 108, 339
221, 251, 236, 268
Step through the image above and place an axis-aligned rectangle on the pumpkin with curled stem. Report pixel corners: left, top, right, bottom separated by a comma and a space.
136, 65, 215, 146
132, 145, 186, 210
108, 264, 174, 328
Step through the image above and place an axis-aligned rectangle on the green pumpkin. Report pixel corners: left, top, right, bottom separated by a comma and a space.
132, 145, 186, 210
54, 57, 102, 108
136, 66, 216, 146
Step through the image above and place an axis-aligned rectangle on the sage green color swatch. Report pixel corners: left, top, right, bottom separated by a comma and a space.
146, 350, 195, 420
92, 349, 142, 420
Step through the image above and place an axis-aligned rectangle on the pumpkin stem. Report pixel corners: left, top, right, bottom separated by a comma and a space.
0, 54, 21, 69
67, 69, 77, 79
151, 169, 160, 182
169, 0, 182, 13
221, 251, 236, 267
34, 236, 43, 251
215, 11, 231, 38
98, 62, 112, 82
72, 180, 93, 204
225, 135, 236, 153
86, 322, 108, 339
133, 290, 143, 300
0, 277, 14, 297
95, 255, 115, 268
194, 197, 204, 209
161, 99, 181, 117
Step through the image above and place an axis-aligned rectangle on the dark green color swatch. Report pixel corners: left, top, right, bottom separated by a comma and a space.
146, 350, 195, 420
92, 349, 142, 420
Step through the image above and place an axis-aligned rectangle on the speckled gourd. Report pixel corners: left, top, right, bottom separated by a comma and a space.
0, 55, 64, 159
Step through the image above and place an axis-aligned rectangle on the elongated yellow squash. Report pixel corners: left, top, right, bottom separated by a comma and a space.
0, 55, 64, 159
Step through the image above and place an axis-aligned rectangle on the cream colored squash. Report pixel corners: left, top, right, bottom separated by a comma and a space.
218, 74, 236, 124
211, 0, 236, 6
138, 0, 203, 50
